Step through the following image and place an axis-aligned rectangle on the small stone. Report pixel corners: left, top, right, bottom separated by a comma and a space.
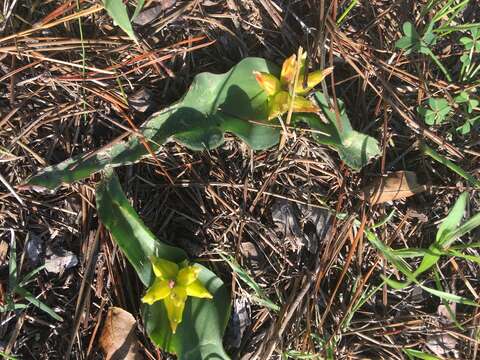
44, 250, 78, 274
26, 233, 43, 265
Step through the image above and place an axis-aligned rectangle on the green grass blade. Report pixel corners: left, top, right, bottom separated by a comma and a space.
371, 209, 396, 229
103, 0, 137, 42
448, 249, 480, 265
437, 192, 468, 245
219, 252, 280, 311
443, 212, 480, 247
15, 287, 63, 321
365, 229, 416, 284
0, 351, 18, 360
392, 248, 427, 258
132, 0, 145, 19
382, 276, 411, 290
414, 193, 467, 277
423, 145, 480, 188
420, 285, 479, 306
404, 348, 441, 360
8, 230, 16, 293
19, 265, 46, 288
336, 0, 358, 25
0, 303, 29, 312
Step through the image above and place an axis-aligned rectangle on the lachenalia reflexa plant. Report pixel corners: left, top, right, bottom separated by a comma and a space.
25, 52, 381, 359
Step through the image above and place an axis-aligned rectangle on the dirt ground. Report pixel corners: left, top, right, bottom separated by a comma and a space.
0, 1, 480, 359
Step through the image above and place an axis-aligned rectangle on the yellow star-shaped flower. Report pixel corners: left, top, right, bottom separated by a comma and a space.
141, 256, 213, 333
254, 53, 333, 120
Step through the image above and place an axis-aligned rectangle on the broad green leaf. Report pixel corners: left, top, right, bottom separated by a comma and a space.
294, 92, 380, 170
144, 264, 231, 359
27, 58, 380, 190
395, 22, 422, 53
402, 22, 420, 39
96, 168, 186, 286
28, 58, 280, 189
419, 98, 451, 125
96, 170, 230, 358
103, 0, 137, 42
333, 131, 381, 170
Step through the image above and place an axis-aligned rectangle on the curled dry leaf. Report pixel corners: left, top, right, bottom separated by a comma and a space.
362, 171, 427, 205
99, 307, 143, 360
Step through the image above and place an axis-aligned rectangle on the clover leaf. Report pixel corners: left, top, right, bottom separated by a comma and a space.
418, 98, 452, 126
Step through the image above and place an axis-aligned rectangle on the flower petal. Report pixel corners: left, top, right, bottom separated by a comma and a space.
280, 54, 297, 86
253, 71, 281, 96
177, 266, 201, 286
186, 280, 213, 299
292, 96, 319, 113
164, 286, 187, 333
141, 279, 171, 305
150, 257, 178, 280
268, 91, 290, 120
295, 67, 334, 95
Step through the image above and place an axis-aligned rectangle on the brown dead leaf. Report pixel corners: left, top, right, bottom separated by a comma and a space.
99, 307, 143, 360
362, 171, 427, 205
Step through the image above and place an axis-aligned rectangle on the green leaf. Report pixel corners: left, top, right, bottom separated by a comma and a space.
382, 276, 410, 290
219, 253, 280, 312
419, 98, 451, 125
295, 92, 380, 170
0, 351, 19, 360
96, 168, 186, 286
395, 22, 422, 53
365, 229, 416, 284
403, 349, 442, 360
414, 193, 467, 277
333, 131, 381, 170
27, 58, 380, 189
103, 0, 137, 42
443, 212, 480, 247
132, 0, 145, 20
422, 144, 480, 189
455, 91, 469, 103
437, 192, 467, 245
15, 287, 63, 321
28, 58, 280, 189
420, 285, 479, 306
144, 264, 231, 359
402, 22, 420, 39
96, 170, 230, 358
8, 230, 16, 293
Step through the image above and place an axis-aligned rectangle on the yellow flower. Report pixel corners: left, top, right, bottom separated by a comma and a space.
254, 53, 333, 120
141, 256, 213, 333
